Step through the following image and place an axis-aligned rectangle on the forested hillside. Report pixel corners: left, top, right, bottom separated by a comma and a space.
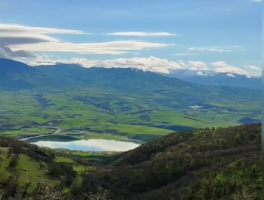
0, 123, 261, 199
95, 123, 261, 200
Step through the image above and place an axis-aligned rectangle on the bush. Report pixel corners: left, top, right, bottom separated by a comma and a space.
9, 154, 20, 167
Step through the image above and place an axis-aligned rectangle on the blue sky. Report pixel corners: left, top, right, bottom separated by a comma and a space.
0, 0, 262, 76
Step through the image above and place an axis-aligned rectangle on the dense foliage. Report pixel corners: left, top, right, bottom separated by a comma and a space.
82, 123, 262, 200
1, 123, 261, 199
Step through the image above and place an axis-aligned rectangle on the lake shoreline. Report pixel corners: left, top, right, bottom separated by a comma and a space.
28, 138, 141, 152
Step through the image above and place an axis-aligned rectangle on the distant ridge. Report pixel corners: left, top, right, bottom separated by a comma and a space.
160, 69, 261, 89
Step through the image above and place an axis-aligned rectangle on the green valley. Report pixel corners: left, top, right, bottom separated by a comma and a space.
0, 59, 262, 199
0, 88, 260, 142
0, 59, 261, 142
0, 1, 262, 199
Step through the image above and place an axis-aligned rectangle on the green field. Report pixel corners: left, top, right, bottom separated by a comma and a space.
0, 89, 261, 142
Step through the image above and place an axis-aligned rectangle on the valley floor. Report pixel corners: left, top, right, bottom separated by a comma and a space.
0, 90, 261, 142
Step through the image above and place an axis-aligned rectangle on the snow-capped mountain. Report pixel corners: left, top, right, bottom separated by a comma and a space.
160, 69, 261, 89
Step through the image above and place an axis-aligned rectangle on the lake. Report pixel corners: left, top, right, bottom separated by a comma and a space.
31, 139, 141, 152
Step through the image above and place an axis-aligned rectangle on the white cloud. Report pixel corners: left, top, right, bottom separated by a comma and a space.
189, 47, 231, 52
227, 74, 235, 78
28, 57, 208, 74
244, 65, 261, 71
210, 61, 229, 68
106, 32, 177, 37
22, 56, 185, 74
0, 24, 86, 35
1, 23, 174, 55
211, 61, 250, 76
187, 61, 208, 70
197, 71, 206, 76
0, 24, 86, 46
172, 53, 196, 56
17, 55, 260, 77
0, 23, 85, 58
10, 41, 174, 55
251, 0, 261, 2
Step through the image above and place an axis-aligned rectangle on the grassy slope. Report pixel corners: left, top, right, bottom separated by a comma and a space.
0, 137, 96, 199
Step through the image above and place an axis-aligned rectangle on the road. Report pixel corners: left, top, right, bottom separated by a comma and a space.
19, 128, 61, 141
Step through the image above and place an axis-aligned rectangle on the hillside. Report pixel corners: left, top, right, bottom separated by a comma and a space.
0, 135, 97, 199
0, 59, 261, 141
0, 123, 261, 199
83, 123, 262, 200
0, 58, 188, 91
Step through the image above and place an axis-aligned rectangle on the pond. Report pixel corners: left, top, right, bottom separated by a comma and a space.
30, 139, 141, 152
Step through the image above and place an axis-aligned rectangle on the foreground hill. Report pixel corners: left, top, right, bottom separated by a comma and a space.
0, 123, 261, 199
0, 135, 96, 199
0, 59, 261, 140
85, 123, 262, 200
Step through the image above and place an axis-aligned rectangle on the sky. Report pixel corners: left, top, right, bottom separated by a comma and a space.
0, 0, 262, 77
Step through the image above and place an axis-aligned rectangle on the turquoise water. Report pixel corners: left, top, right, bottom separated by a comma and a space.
31, 139, 140, 152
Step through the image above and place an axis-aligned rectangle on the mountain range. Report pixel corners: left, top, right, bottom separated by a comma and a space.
0, 59, 262, 199
0, 58, 261, 140
0, 59, 261, 90
159, 69, 261, 89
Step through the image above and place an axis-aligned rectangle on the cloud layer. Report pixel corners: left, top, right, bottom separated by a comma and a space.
1, 23, 260, 77
172, 53, 196, 56
188, 61, 208, 70
210, 61, 250, 76
0, 24, 85, 35
189, 47, 231, 52
10, 41, 174, 55
244, 65, 261, 71
0, 24, 85, 58
0, 24, 84, 46
106, 32, 177, 37
18, 55, 260, 77
0, 24, 174, 56
26, 56, 185, 74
